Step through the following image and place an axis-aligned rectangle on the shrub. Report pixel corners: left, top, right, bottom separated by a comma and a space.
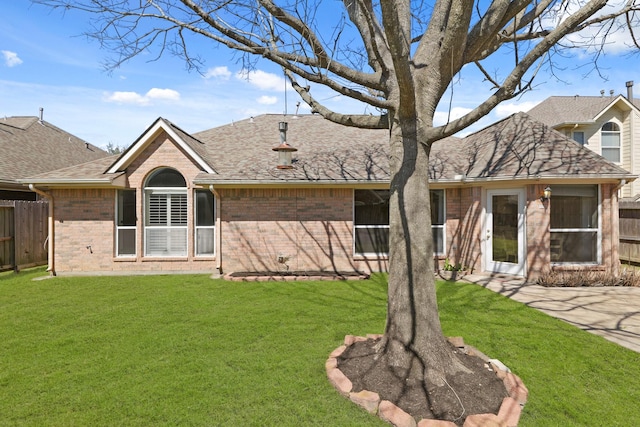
536, 268, 640, 287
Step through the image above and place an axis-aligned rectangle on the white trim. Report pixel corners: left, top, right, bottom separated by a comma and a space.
485, 188, 526, 276
115, 189, 137, 257
107, 118, 215, 174
593, 95, 640, 121
550, 184, 601, 265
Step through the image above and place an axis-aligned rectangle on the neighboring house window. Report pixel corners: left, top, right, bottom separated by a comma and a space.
550, 185, 599, 263
354, 189, 445, 256
572, 131, 585, 145
116, 189, 136, 256
601, 122, 620, 162
195, 189, 215, 256
144, 168, 188, 257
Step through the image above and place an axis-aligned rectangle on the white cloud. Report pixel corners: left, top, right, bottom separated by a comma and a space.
146, 88, 180, 101
104, 88, 180, 105
2, 50, 22, 67
104, 91, 148, 105
204, 66, 232, 79
495, 101, 539, 118
236, 69, 286, 91
550, 1, 637, 56
433, 107, 473, 126
257, 95, 278, 105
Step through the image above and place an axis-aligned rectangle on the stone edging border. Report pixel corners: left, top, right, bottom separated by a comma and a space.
223, 272, 370, 282
326, 334, 528, 427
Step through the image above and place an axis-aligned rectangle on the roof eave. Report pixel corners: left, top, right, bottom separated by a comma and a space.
18, 174, 127, 189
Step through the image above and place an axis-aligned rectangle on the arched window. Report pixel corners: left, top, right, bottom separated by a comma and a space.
144, 168, 188, 256
601, 122, 620, 163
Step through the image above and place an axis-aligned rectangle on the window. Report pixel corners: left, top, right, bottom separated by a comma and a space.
354, 189, 445, 256
144, 168, 188, 257
601, 122, 620, 162
431, 190, 445, 255
116, 189, 136, 256
550, 185, 599, 263
195, 189, 215, 256
354, 190, 390, 255
572, 131, 585, 145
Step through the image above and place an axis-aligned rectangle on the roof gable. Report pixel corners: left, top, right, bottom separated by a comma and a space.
527, 95, 640, 127
107, 117, 215, 174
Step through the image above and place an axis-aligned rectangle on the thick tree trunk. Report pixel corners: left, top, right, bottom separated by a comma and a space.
379, 115, 469, 386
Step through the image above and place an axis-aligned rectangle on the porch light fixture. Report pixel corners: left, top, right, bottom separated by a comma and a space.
272, 121, 297, 169
540, 186, 552, 202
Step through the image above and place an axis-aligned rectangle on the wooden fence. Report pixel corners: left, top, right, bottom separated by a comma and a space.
0, 200, 48, 272
619, 200, 640, 264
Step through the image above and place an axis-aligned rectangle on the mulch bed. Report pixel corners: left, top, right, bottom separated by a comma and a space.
337, 338, 509, 426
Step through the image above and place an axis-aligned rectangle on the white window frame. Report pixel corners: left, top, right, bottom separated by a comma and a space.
144, 187, 188, 257
115, 189, 136, 257
431, 189, 446, 256
353, 189, 446, 257
550, 185, 601, 265
194, 189, 216, 256
601, 122, 621, 163
572, 131, 585, 145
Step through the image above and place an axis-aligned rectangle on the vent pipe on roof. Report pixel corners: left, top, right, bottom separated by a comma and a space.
272, 121, 297, 169
627, 81, 634, 101
600, 90, 605, 97
39, 107, 43, 122
610, 90, 615, 97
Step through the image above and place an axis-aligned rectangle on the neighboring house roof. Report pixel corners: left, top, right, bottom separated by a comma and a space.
0, 116, 108, 189
527, 95, 640, 126
20, 112, 636, 187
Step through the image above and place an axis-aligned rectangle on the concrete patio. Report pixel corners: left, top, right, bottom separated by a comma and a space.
463, 274, 640, 353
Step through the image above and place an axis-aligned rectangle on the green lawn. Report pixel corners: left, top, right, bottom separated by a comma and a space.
1, 268, 638, 426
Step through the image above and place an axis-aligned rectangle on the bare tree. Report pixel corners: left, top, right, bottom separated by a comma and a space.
33, 0, 640, 421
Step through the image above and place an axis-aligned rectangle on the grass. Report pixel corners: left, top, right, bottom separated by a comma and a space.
1, 268, 639, 426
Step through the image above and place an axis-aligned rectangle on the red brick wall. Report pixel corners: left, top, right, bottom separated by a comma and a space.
444, 187, 483, 272
526, 184, 551, 279
218, 187, 367, 273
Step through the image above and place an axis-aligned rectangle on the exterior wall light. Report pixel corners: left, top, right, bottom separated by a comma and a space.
272, 121, 297, 169
540, 186, 552, 202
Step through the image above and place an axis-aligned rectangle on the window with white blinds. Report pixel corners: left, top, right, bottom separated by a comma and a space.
144, 168, 188, 257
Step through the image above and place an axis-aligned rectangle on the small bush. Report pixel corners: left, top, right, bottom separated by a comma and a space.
536, 268, 640, 287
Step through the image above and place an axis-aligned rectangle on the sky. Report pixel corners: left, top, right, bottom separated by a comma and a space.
1, 1, 639, 150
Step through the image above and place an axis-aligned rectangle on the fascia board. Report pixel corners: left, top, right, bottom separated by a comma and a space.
107, 119, 215, 174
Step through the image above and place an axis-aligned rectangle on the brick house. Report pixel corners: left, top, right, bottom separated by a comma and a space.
527, 81, 640, 197
21, 112, 635, 279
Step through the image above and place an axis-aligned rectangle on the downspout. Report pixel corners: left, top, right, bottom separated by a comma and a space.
209, 185, 222, 273
28, 184, 55, 276
627, 81, 635, 196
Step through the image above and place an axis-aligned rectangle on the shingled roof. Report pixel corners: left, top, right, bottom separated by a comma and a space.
0, 116, 108, 189
527, 95, 640, 126
21, 112, 635, 187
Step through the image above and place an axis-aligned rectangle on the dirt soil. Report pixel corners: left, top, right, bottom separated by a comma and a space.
337, 338, 509, 426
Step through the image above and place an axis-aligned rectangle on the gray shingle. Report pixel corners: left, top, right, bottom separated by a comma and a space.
527, 95, 637, 126
0, 116, 109, 184
21, 112, 635, 185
